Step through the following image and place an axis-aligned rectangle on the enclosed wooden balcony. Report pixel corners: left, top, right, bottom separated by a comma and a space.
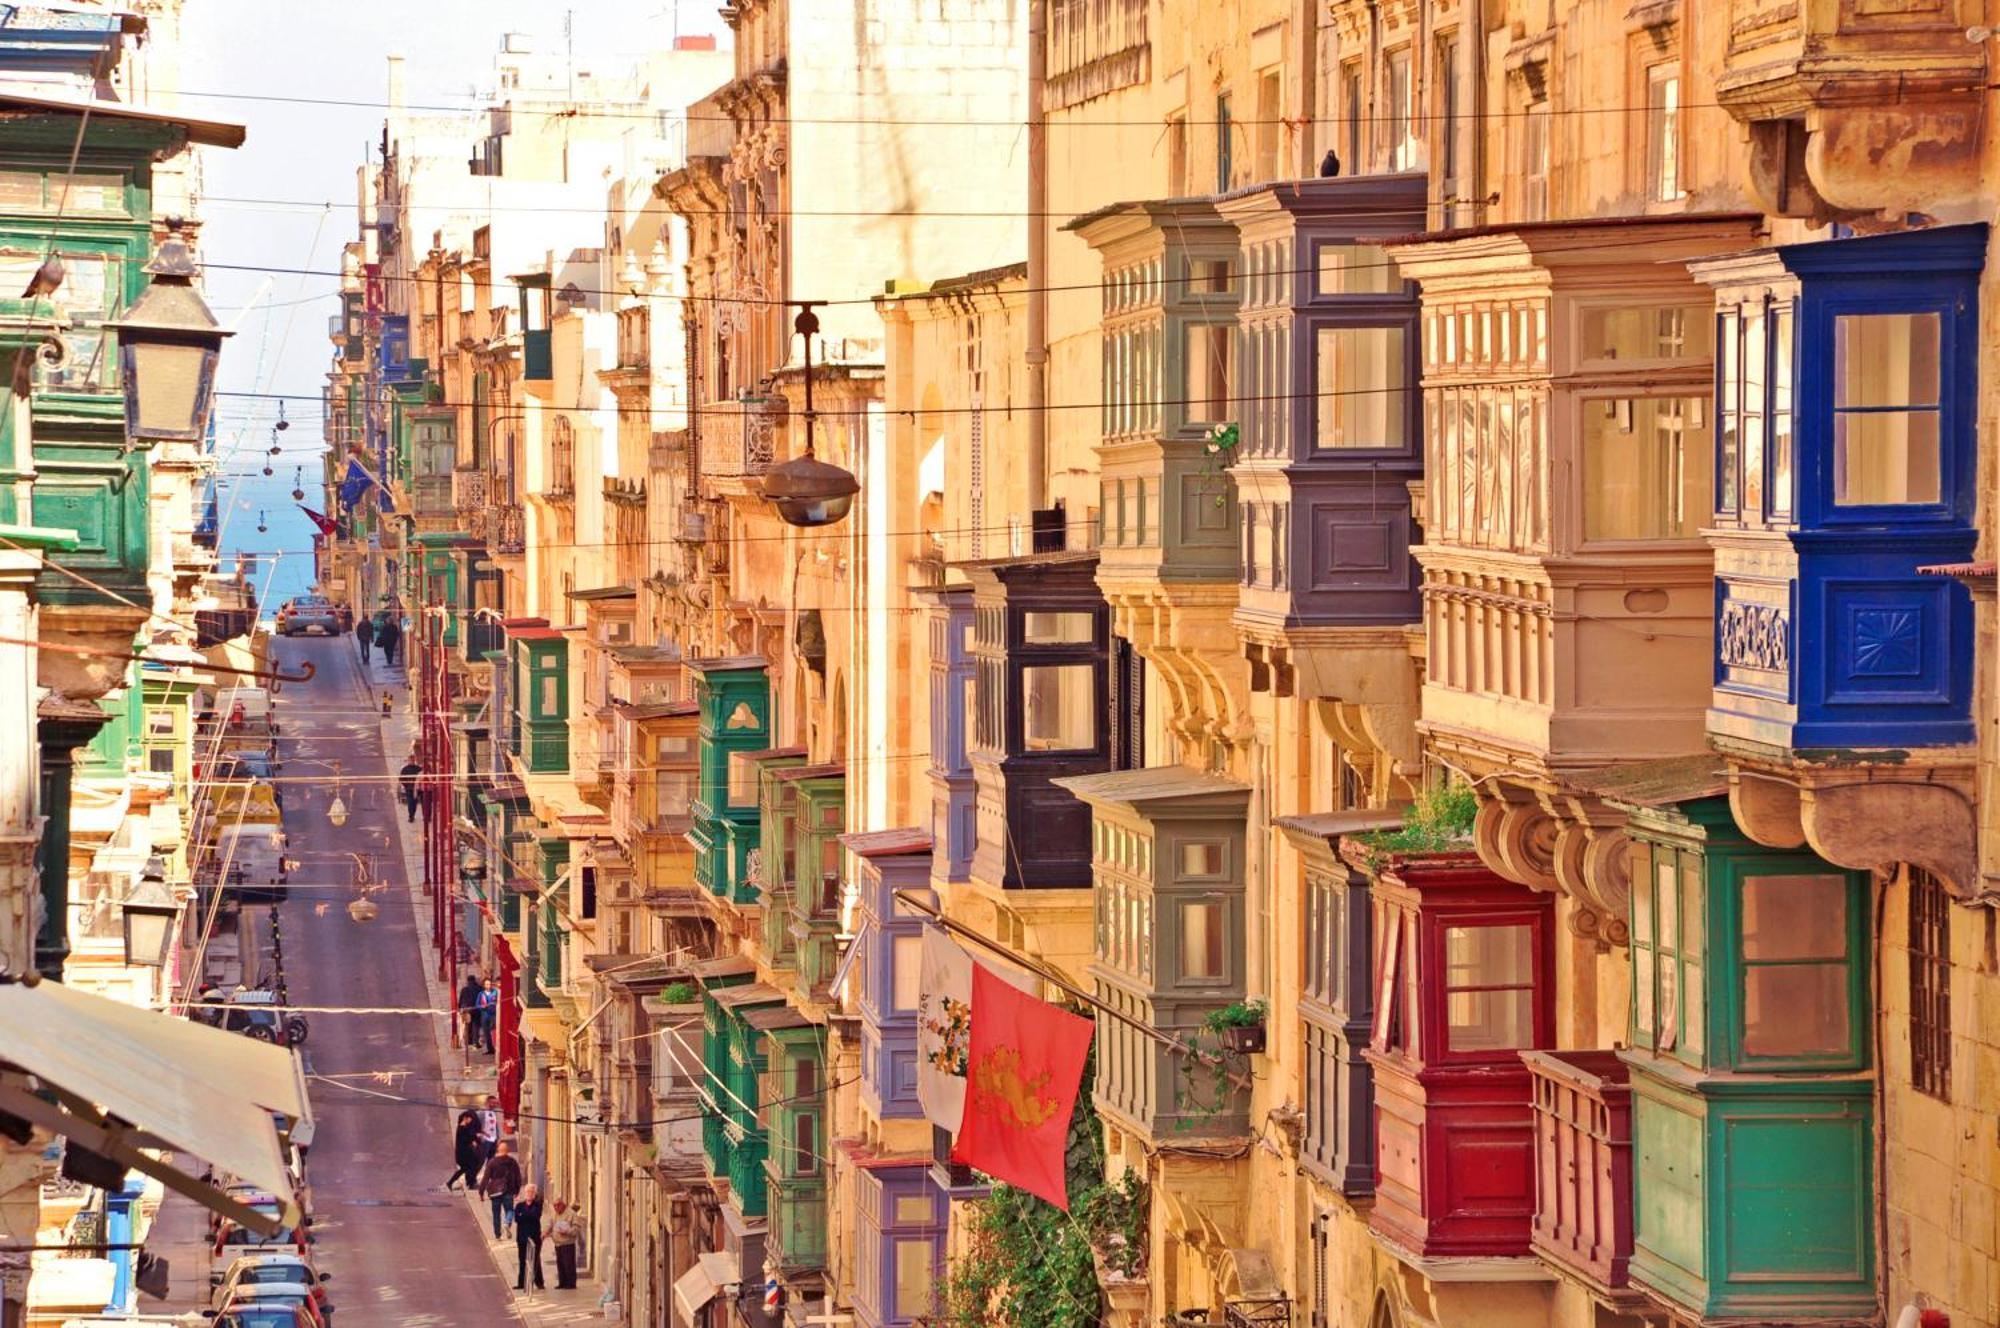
1522, 1049, 1633, 1297
1385, 215, 1760, 941
1060, 767, 1252, 1144
686, 657, 773, 907
1067, 198, 1249, 754
1356, 845, 1555, 1260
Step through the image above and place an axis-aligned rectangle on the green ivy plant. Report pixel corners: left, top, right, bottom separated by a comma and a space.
1359, 777, 1477, 859
940, 1044, 1148, 1328
1171, 999, 1266, 1126
1202, 998, 1267, 1033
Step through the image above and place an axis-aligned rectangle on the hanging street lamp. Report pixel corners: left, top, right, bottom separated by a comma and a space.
107, 218, 230, 445
119, 879, 177, 969
760, 303, 858, 528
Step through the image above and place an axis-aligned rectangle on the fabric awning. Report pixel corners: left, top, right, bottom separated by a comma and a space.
0, 978, 301, 1230
672, 1251, 739, 1326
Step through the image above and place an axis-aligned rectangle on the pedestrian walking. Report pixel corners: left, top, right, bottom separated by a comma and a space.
550, 1200, 581, 1289
398, 757, 423, 823
457, 973, 482, 1050
377, 617, 401, 666
480, 1140, 522, 1239
512, 1184, 546, 1291
476, 1094, 501, 1171
355, 617, 374, 660
444, 1110, 482, 1191
476, 977, 499, 1052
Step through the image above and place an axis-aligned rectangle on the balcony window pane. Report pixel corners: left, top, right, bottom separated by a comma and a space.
1771, 305, 1795, 518
1742, 306, 1767, 515
1443, 923, 1536, 1052
1021, 663, 1095, 752
793, 1112, 820, 1174
1580, 304, 1710, 364
1023, 611, 1094, 644
1180, 841, 1224, 878
1743, 963, 1850, 1058
1742, 874, 1847, 961
727, 752, 758, 808
1184, 323, 1232, 425
1645, 66, 1681, 202
894, 1238, 935, 1320
1581, 396, 1711, 540
1833, 312, 1942, 506
1179, 898, 1225, 979
893, 934, 922, 1010
1316, 244, 1399, 296
1316, 326, 1408, 449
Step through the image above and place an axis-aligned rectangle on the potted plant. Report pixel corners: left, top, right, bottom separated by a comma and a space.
1204, 999, 1268, 1056
1199, 422, 1240, 506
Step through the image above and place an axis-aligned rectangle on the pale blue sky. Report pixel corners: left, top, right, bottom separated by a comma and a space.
175, 1, 729, 594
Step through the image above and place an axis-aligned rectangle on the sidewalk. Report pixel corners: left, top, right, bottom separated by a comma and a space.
373, 645, 610, 1326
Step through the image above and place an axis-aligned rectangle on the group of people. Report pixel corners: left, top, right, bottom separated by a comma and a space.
457, 973, 500, 1052
446, 1105, 582, 1292
354, 610, 402, 666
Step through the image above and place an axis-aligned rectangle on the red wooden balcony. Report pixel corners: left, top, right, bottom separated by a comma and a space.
1356, 846, 1556, 1261
1522, 1049, 1633, 1295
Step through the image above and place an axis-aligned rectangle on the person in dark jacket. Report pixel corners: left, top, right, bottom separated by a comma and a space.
376, 617, 401, 666
398, 758, 423, 823
355, 617, 374, 660
444, 1110, 482, 1191
480, 1140, 523, 1238
512, 1184, 546, 1291
457, 974, 482, 1051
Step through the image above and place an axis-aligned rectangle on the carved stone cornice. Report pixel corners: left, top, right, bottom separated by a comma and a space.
1101, 580, 1250, 757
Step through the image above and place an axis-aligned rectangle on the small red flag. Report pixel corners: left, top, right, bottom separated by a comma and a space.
951, 963, 1094, 1210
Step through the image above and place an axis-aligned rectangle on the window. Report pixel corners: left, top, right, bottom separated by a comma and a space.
1740, 306, 1767, 516
1316, 326, 1409, 449
1215, 93, 1234, 191
1718, 308, 1741, 515
1646, 65, 1682, 202
1254, 69, 1282, 181
1740, 874, 1851, 1059
1770, 305, 1795, 518
1385, 48, 1416, 172
1435, 37, 1460, 214
727, 752, 759, 808
1580, 304, 1710, 364
1580, 396, 1711, 541
792, 1111, 819, 1174
1166, 115, 1188, 197
1179, 897, 1225, 979
1833, 312, 1941, 506
1183, 323, 1232, 425
537, 673, 561, 714
892, 934, 922, 1010
1341, 64, 1363, 173
1522, 101, 1550, 221
149, 748, 177, 775
894, 1238, 934, 1320
1442, 924, 1535, 1052
1021, 663, 1094, 751
1023, 611, 1093, 644
1305, 869, 1341, 1004
1179, 841, 1225, 877
1908, 866, 1951, 1100
1631, 848, 1706, 1058
1316, 244, 1399, 297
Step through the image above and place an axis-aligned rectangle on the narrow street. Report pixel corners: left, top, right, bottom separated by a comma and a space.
271, 634, 518, 1328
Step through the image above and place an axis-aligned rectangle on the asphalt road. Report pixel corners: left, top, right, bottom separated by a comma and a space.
271, 634, 518, 1328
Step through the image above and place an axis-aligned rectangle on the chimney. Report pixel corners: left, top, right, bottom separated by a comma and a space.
386, 54, 406, 116
672, 35, 717, 51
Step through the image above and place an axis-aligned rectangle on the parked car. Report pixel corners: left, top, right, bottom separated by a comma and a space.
194, 989, 307, 1047
214, 1304, 316, 1328
211, 1252, 332, 1325
213, 1204, 313, 1260
275, 596, 341, 637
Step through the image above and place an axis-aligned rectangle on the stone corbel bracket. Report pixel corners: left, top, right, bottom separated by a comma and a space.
1726, 752, 1983, 902
1469, 779, 1631, 950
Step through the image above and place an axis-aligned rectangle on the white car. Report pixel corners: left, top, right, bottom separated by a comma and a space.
210, 1252, 328, 1312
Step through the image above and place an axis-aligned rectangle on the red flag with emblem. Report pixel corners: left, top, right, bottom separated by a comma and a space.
950, 962, 1094, 1210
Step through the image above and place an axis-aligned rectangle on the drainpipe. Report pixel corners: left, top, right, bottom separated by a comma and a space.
1026, 0, 1049, 513
1295, 0, 1319, 176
